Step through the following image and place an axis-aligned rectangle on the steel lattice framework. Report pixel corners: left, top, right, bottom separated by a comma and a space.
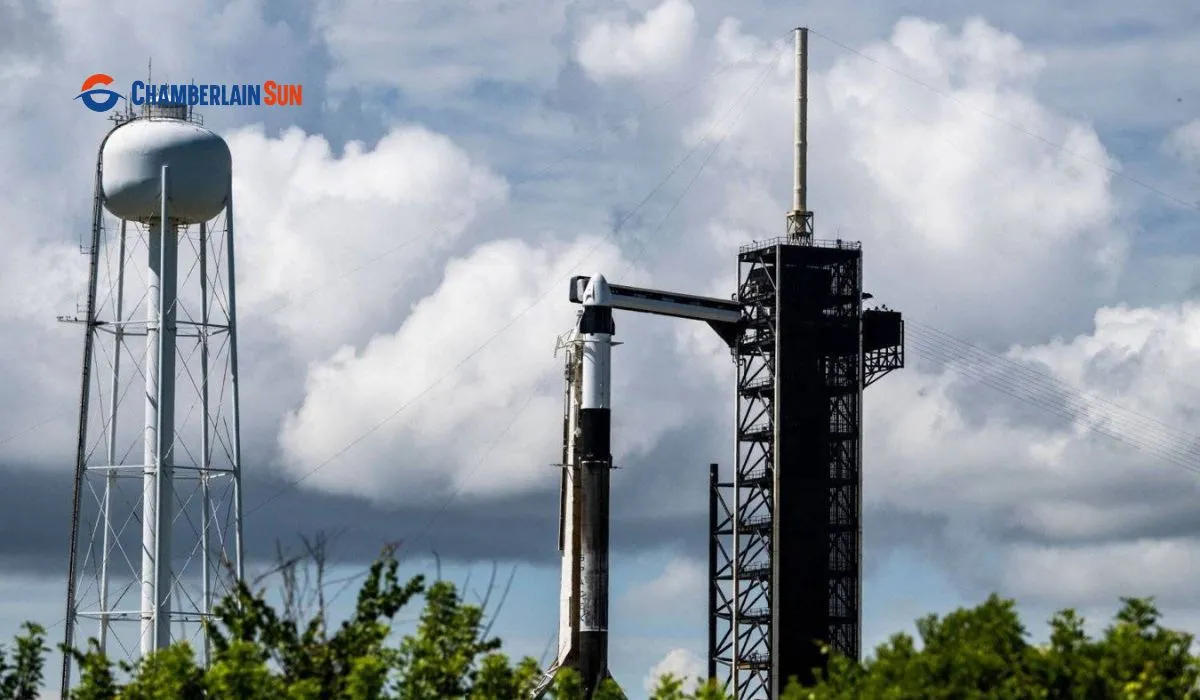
61, 115, 245, 693
708, 212, 903, 698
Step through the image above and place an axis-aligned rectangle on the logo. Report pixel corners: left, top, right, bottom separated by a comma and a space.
130, 80, 302, 107
77, 74, 304, 113
76, 73, 123, 113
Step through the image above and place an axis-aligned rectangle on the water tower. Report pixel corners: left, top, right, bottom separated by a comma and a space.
60, 102, 246, 693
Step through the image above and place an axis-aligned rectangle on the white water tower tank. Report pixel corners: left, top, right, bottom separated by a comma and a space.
101, 114, 231, 224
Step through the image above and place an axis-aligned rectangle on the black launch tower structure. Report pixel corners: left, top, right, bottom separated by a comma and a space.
705, 27, 905, 699
707, 219, 903, 698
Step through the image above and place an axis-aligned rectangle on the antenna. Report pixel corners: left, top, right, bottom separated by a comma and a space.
144, 58, 153, 119
787, 27, 813, 241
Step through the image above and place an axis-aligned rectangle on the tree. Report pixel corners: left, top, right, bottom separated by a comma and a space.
6, 555, 1192, 698
64, 549, 552, 699
0, 622, 47, 700
792, 595, 1200, 700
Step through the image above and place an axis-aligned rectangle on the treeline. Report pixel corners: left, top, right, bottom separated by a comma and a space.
2, 550, 1198, 698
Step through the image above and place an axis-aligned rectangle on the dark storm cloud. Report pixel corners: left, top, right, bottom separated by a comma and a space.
1000, 508, 1200, 547
997, 481, 1200, 547
0, 459, 710, 579
1, 417, 924, 579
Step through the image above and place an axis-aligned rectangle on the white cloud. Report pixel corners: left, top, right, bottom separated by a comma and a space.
261, 17, 1198, 625
621, 556, 706, 617
870, 304, 1200, 514
1165, 119, 1200, 165
862, 301, 1200, 603
643, 648, 705, 694
688, 17, 1126, 345
227, 123, 508, 357
576, 0, 698, 82
277, 235, 642, 504
0, 240, 85, 327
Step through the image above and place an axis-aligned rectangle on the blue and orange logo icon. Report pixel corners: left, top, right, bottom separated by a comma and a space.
76, 74, 123, 113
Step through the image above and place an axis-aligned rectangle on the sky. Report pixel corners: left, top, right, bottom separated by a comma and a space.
1, 0, 1200, 696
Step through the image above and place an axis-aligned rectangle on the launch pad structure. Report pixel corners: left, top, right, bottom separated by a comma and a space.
708, 27, 904, 698
539, 27, 904, 700
708, 238, 903, 697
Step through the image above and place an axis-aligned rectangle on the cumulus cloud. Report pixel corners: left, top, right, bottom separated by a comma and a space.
636, 15, 1199, 618
687, 17, 1126, 346
963, 303, 1195, 524
862, 302, 1200, 602
278, 235, 642, 504
227, 123, 508, 357
643, 648, 705, 693
576, 0, 698, 82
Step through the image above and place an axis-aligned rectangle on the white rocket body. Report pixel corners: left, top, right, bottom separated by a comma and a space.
541, 274, 619, 699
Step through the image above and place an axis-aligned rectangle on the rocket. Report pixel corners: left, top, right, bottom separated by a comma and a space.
532, 272, 738, 699
577, 273, 614, 695
535, 273, 620, 699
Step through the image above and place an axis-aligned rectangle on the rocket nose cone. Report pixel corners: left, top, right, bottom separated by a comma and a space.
582, 273, 612, 307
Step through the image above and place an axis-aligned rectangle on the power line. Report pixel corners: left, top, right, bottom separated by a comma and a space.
903, 325, 1200, 477
242, 31, 797, 323
907, 318, 1200, 447
299, 59, 780, 608
245, 49, 785, 517
0, 413, 64, 448
15, 40, 793, 644
401, 52, 779, 551
904, 323, 1200, 467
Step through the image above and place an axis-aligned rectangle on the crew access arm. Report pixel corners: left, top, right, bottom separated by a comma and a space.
568, 276, 742, 347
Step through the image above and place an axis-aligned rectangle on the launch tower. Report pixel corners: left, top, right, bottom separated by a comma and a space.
706, 28, 905, 698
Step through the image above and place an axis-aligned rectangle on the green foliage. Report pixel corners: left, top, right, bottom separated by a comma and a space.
63, 550, 544, 699
790, 595, 1200, 700
394, 580, 505, 697
548, 667, 584, 698
592, 677, 625, 700
5, 553, 1194, 700
0, 622, 48, 700
203, 552, 424, 698
647, 674, 689, 699
118, 644, 205, 700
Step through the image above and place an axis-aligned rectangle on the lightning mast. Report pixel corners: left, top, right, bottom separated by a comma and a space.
789, 28, 811, 241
